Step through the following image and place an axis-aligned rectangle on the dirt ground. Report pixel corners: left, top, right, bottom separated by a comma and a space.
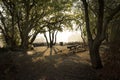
0, 46, 101, 80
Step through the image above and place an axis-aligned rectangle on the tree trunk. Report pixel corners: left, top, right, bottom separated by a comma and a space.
29, 32, 39, 44
79, 25, 87, 49
53, 31, 58, 45
4, 36, 12, 48
89, 42, 103, 69
49, 31, 54, 55
44, 33, 49, 47
49, 40, 53, 56
20, 35, 29, 50
81, 0, 103, 69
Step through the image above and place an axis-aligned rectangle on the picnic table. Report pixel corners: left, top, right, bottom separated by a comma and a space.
67, 44, 85, 53
67, 45, 81, 50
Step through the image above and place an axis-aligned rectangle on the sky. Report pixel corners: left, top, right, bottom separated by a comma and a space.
0, 30, 83, 47
34, 30, 82, 43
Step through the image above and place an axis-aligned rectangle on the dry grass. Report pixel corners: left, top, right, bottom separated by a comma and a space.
1, 45, 119, 80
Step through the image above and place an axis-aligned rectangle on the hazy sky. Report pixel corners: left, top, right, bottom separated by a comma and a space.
0, 30, 83, 47
34, 30, 82, 43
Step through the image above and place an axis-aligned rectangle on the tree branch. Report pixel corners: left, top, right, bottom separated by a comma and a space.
95, 0, 104, 39
81, 0, 93, 42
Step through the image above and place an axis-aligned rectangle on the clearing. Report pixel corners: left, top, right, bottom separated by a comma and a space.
0, 46, 100, 80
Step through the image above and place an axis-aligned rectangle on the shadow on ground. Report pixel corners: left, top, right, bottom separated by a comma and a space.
0, 49, 99, 80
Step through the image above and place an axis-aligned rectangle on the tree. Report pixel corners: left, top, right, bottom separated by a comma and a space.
15, 0, 46, 49
0, 0, 56, 49
0, 0, 75, 50
0, 0, 19, 48
81, 0, 120, 69
33, 0, 74, 55
42, 16, 64, 55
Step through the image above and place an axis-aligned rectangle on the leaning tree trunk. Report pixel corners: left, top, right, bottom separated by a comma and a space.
44, 33, 49, 48
29, 32, 39, 44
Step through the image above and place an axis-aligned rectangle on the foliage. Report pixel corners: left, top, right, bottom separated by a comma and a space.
0, 0, 75, 49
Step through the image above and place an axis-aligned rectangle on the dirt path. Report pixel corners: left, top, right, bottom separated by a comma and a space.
0, 46, 100, 80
